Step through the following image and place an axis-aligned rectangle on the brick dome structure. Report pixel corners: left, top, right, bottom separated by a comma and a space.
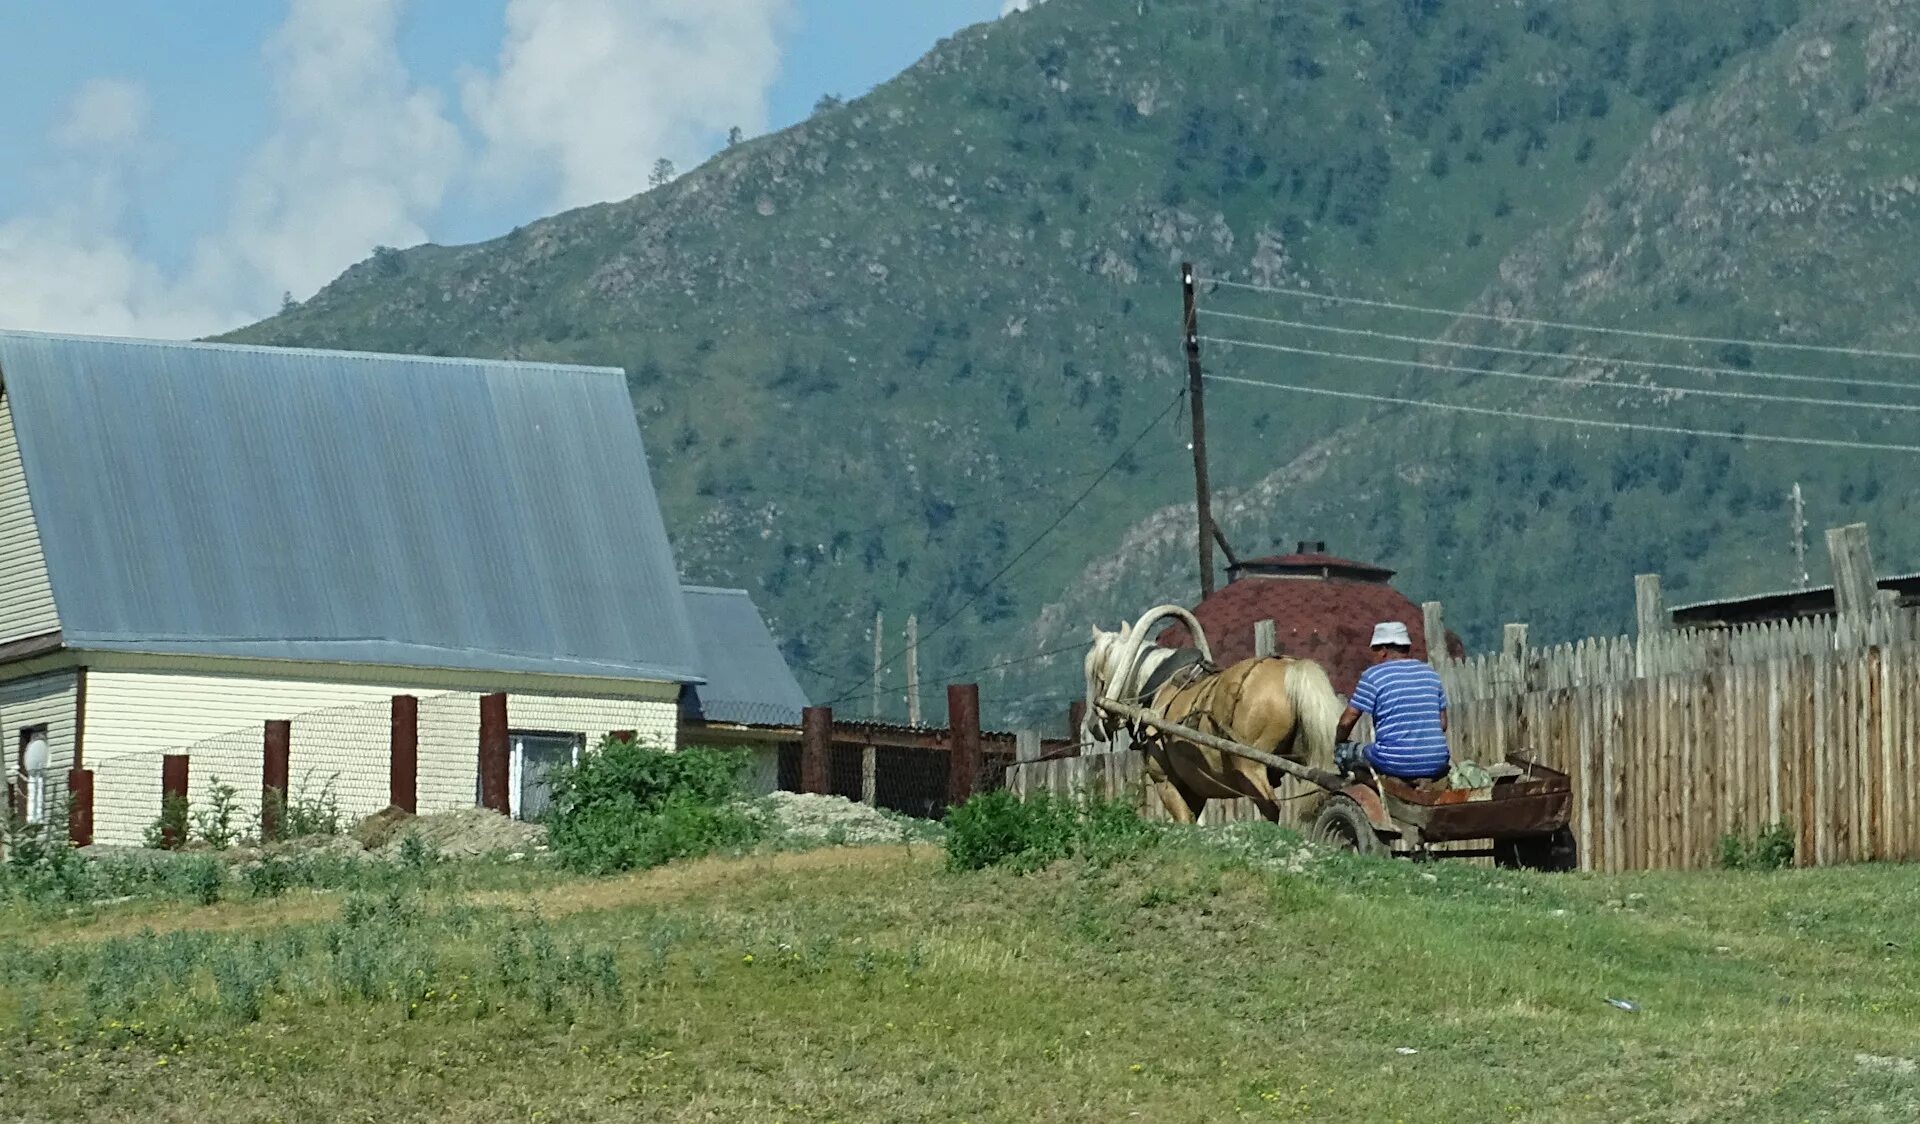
1157, 543, 1463, 696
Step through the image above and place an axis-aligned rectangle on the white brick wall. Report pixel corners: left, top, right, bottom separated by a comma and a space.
81, 668, 679, 846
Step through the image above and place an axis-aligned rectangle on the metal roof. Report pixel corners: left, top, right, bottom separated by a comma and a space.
0, 330, 701, 683
1668, 571, 1920, 619
679, 586, 809, 727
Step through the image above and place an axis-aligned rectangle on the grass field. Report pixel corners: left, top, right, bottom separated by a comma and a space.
2, 828, 1917, 1123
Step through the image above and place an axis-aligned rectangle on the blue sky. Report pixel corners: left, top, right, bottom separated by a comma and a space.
0, 0, 1014, 337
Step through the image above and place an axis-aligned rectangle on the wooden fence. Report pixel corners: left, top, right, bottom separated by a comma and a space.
1447, 612, 1920, 871
1003, 751, 1272, 826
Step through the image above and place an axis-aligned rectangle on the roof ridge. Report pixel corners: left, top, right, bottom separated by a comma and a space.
0, 328, 624, 378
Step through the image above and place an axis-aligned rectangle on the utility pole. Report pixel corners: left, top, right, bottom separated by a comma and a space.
905, 614, 922, 727
870, 610, 884, 720
1790, 483, 1810, 590
1182, 262, 1216, 601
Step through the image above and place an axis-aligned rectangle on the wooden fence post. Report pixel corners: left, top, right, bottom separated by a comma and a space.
860, 743, 878, 804
160, 754, 189, 849
1635, 574, 1666, 636
1422, 601, 1447, 667
947, 684, 982, 810
391, 695, 419, 814
1254, 619, 1277, 658
1016, 730, 1042, 763
261, 719, 291, 841
1503, 623, 1529, 658
67, 768, 93, 847
1068, 701, 1086, 744
1828, 523, 1876, 619
478, 693, 510, 814
801, 707, 832, 794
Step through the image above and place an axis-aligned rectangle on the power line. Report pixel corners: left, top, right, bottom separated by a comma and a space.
1204, 372, 1920, 455
1202, 308, 1920, 396
1204, 276, 1920, 364
826, 387, 1187, 707
1199, 335, 1920, 415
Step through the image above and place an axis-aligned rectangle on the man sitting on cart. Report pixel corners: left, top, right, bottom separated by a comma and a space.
1334, 621, 1452, 781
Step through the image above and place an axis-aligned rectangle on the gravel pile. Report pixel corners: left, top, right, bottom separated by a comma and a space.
750, 792, 941, 847
373, 807, 546, 859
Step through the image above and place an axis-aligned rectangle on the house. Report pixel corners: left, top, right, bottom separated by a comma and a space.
1158, 542, 1463, 695
678, 584, 810, 793
0, 330, 732, 845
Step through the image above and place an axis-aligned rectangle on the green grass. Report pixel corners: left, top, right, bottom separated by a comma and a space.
2, 831, 1916, 1122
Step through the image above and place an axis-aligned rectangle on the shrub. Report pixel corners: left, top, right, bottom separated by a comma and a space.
542, 737, 761, 874
944, 790, 1156, 873
1718, 820, 1796, 871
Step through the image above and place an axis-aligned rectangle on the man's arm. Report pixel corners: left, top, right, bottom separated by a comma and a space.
1337, 706, 1362, 743
1439, 709, 1449, 734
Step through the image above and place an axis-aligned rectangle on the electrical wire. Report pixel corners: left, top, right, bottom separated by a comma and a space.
1201, 308, 1920, 396
1204, 276, 1920, 363
1203, 371, 1920, 454
1198, 335, 1920, 414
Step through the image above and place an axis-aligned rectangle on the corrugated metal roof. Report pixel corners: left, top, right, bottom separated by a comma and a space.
1668, 571, 1920, 617
679, 586, 808, 727
0, 330, 701, 683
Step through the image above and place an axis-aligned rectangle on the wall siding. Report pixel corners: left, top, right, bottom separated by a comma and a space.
0, 392, 60, 644
0, 670, 79, 820
82, 669, 678, 846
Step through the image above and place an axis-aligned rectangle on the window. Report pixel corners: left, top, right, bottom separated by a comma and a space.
510, 731, 583, 822
18, 726, 48, 826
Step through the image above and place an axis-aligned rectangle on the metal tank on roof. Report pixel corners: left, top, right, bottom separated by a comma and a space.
1158, 541, 1462, 696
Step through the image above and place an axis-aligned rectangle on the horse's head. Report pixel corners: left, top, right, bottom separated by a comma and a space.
1083, 623, 1130, 743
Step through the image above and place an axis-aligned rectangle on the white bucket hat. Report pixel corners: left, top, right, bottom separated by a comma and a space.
1370, 621, 1413, 648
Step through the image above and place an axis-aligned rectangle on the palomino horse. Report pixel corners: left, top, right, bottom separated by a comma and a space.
1083, 605, 1342, 824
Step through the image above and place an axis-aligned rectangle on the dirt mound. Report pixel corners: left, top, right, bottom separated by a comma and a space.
376, 806, 546, 859
752, 792, 940, 847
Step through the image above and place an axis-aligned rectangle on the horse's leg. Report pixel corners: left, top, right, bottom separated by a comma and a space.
1144, 744, 1201, 824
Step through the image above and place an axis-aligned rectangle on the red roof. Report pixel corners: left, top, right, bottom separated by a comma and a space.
1158, 571, 1462, 696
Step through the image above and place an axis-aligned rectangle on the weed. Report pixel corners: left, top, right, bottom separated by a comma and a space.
943, 790, 1156, 873
398, 832, 435, 872
193, 776, 242, 849
181, 856, 224, 906
143, 793, 190, 850
1718, 821, 1796, 871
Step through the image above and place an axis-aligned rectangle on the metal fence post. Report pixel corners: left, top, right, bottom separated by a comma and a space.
947, 684, 982, 810
801, 707, 832, 794
160, 754, 189, 849
391, 695, 418, 814
478, 693, 510, 814
66, 768, 93, 847
261, 719, 291, 841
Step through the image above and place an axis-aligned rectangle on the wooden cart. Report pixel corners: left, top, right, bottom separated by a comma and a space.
1095, 698, 1578, 870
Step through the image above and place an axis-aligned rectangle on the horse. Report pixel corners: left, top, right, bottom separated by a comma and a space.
1082, 605, 1343, 824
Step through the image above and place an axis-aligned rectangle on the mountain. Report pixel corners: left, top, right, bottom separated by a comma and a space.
226, 0, 1920, 727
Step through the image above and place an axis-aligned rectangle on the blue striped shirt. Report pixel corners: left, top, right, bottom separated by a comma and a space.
1350, 658, 1451, 779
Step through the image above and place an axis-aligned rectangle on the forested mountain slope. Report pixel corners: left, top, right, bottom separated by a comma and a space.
228, 0, 1920, 724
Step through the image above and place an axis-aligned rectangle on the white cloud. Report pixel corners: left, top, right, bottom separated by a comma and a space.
199, 0, 465, 305
464, 0, 791, 210
56, 78, 151, 149
0, 0, 794, 338
1001, 0, 1045, 14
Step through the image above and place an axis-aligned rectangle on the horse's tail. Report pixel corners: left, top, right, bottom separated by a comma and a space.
1285, 659, 1343, 772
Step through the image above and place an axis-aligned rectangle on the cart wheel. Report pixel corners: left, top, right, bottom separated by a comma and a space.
1312, 795, 1388, 857
1493, 827, 1578, 872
